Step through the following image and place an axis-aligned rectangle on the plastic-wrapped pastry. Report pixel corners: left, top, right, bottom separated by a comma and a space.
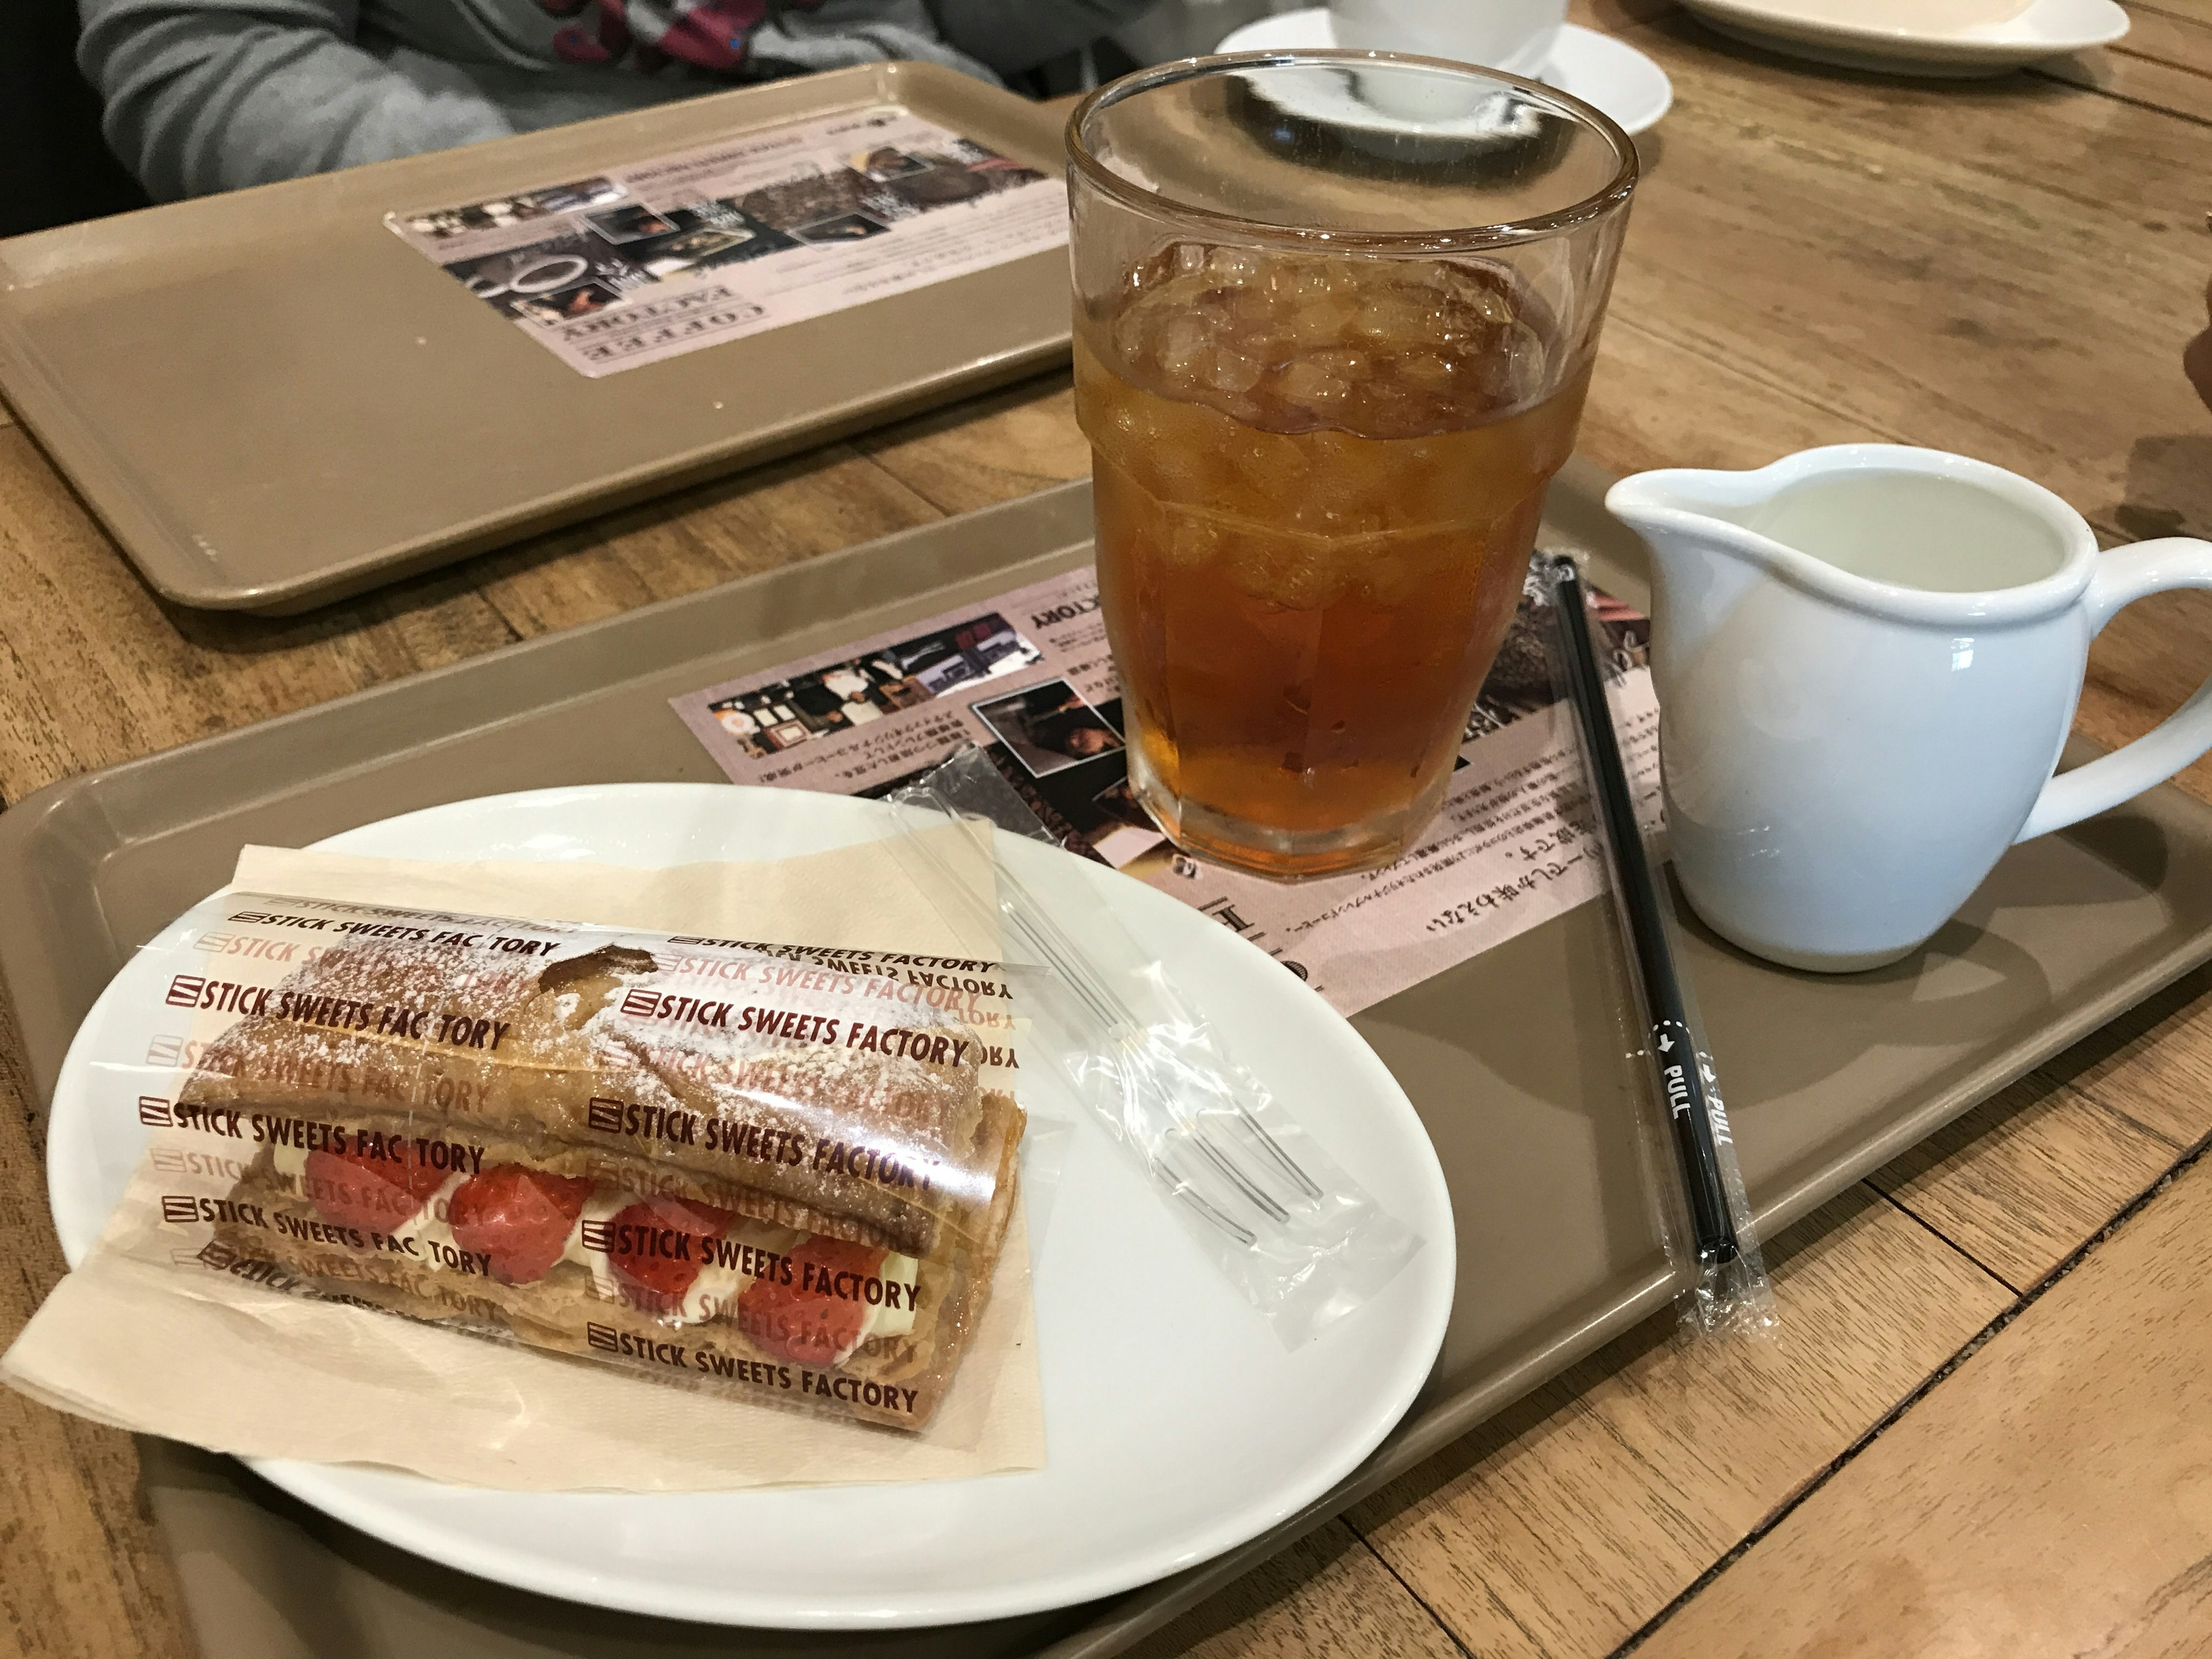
168, 897, 1022, 1429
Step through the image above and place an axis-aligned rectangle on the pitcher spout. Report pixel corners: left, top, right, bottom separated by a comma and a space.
1607, 444, 2096, 622
1602, 464, 1793, 609
1604, 467, 1778, 530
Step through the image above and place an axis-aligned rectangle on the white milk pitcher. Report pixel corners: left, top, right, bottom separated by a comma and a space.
1607, 445, 2212, 972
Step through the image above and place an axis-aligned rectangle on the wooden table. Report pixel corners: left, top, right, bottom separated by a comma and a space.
5, 4, 2211, 1654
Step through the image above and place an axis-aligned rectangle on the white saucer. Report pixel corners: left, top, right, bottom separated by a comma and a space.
1679, 0, 2127, 76
44, 784, 1456, 1629
1216, 11, 1674, 136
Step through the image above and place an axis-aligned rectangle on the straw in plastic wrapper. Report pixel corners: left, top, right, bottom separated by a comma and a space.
883, 747, 1422, 1348
1537, 557, 1778, 1340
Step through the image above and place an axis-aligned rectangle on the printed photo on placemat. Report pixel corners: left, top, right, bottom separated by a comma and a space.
386, 108, 1065, 377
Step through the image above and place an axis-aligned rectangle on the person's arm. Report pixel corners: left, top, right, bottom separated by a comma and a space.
929, 0, 1157, 77
744, 0, 1002, 81
79, 0, 517, 200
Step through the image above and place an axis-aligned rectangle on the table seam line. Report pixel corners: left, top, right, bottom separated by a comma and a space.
442, 605, 528, 652
1603, 1130, 2212, 1657
1863, 1179, 2025, 1296
2025, 63, 2212, 131
2111, 43, 2212, 83
840, 446, 1012, 520
2102, 1103, 2196, 1150
839, 449, 961, 522
1351, 1529, 1480, 1659
2121, 0, 2212, 33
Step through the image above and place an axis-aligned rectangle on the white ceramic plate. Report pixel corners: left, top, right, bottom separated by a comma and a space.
1216, 11, 1675, 136
45, 784, 1455, 1630
1678, 0, 2127, 75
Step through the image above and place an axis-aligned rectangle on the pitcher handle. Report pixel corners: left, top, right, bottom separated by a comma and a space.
2017, 537, 2212, 842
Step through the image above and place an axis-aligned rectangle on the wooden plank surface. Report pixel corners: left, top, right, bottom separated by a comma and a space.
2059, 963, 2212, 1149
1347, 1191, 2006, 1659
1605, 14, 2212, 529
2042, 9, 2212, 123
6, 14, 2212, 1659
2132, 0, 2212, 41
1634, 1148, 2212, 1658
1124, 1523, 1461, 1659
1647, 0, 2212, 128
1865, 1077, 2180, 1290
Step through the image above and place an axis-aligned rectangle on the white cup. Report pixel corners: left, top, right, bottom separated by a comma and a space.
1608, 445, 2212, 973
1327, 0, 1568, 77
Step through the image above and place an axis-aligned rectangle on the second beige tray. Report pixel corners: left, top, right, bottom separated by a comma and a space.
0, 62, 1070, 613
4, 467, 2210, 1657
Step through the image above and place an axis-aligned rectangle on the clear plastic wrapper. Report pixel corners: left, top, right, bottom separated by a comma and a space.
1538, 557, 1778, 1339
884, 747, 1422, 1347
86, 894, 1028, 1430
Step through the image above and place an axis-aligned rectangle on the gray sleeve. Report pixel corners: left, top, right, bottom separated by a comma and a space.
929, 0, 1157, 75
78, 0, 518, 200
743, 0, 1001, 81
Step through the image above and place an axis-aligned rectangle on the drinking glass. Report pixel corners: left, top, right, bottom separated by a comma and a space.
1066, 52, 1637, 879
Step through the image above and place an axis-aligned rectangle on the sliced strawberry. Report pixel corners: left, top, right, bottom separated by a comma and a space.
736, 1236, 888, 1368
604, 1195, 732, 1316
448, 1165, 597, 1285
301, 1137, 447, 1234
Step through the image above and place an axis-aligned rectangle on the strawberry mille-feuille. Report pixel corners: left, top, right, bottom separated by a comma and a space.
184, 920, 1022, 1430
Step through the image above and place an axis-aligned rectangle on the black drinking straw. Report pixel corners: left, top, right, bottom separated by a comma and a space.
1546, 556, 1740, 1268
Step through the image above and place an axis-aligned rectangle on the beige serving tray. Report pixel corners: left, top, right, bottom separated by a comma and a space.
0, 62, 1070, 615
7, 467, 2212, 1659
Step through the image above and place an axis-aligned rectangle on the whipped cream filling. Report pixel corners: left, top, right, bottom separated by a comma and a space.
677, 1259, 748, 1324
563, 1187, 630, 1302
859, 1254, 921, 1343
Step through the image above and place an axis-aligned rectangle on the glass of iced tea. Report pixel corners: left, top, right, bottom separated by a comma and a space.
1067, 52, 1637, 879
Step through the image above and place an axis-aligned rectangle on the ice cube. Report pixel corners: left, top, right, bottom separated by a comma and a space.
1238, 541, 1346, 612
1111, 308, 1160, 371
1468, 284, 1514, 325
1157, 315, 1211, 381
1204, 347, 1264, 397
1277, 359, 1351, 411
1289, 299, 1357, 346
1230, 287, 1278, 325
1206, 246, 1262, 285
1420, 259, 1518, 320
1349, 296, 1434, 345
1225, 431, 1304, 498
1399, 352, 1457, 392
1163, 510, 1224, 567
